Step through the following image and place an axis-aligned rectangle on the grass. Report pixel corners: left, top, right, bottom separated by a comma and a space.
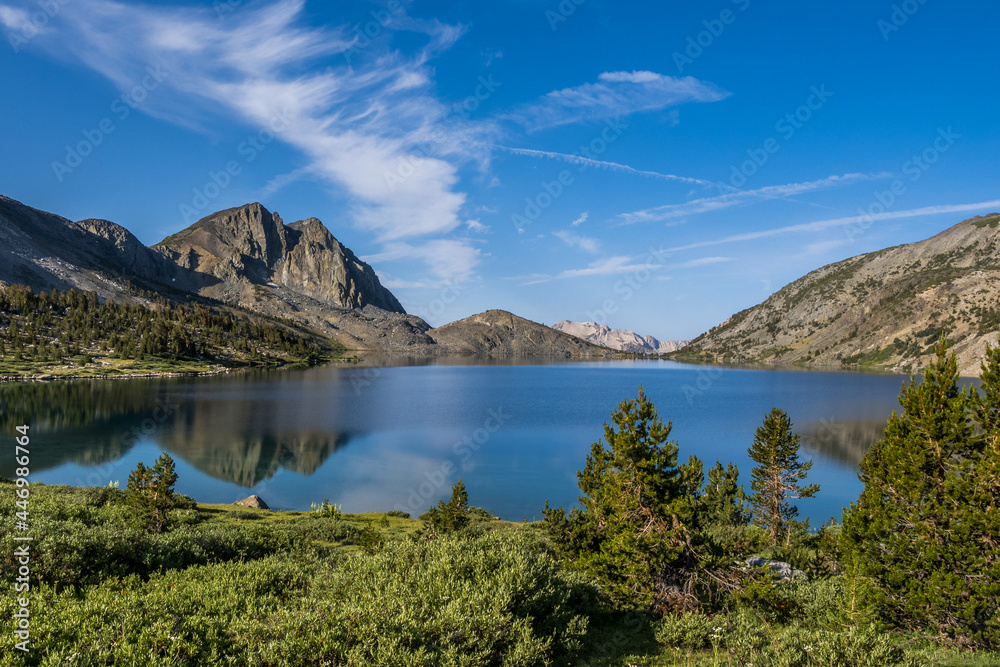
194, 503, 425, 552
0, 355, 222, 378
0, 351, 339, 379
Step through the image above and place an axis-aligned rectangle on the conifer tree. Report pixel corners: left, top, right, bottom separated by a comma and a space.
748, 407, 819, 545
702, 460, 749, 527
127, 452, 179, 533
424, 479, 471, 534
843, 339, 1000, 646
542, 386, 703, 608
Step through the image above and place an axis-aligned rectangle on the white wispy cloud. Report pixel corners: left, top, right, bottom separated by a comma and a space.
667, 200, 1000, 253
571, 212, 588, 227
496, 145, 713, 186
257, 166, 316, 199
513, 254, 731, 285
465, 219, 490, 233
377, 276, 430, 290
0, 5, 32, 32
362, 239, 482, 283
505, 70, 729, 132
553, 229, 600, 254
15, 0, 491, 281
619, 173, 884, 224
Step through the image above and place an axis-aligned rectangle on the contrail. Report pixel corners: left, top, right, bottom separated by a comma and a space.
495, 145, 714, 187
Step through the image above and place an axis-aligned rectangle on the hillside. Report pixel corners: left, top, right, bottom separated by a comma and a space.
430, 310, 612, 358
0, 195, 188, 302
0, 284, 336, 378
551, 320, 688, 354
680, 213, 1000, 375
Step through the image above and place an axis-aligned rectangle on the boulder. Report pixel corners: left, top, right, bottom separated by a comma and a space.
745, 556, 808, 582
234, 494, 270, 510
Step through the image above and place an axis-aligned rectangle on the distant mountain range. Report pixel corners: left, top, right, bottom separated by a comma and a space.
0, 195, 609, 359
681, 212, 1000, 376
551, 321, 688, 355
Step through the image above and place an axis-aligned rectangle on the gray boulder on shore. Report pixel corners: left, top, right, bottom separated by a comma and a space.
234, 495, 270, 510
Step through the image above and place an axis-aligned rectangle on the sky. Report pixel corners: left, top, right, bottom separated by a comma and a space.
1, 0, 998, 341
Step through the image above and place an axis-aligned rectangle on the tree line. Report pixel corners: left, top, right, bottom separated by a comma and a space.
0, 283, 334, 366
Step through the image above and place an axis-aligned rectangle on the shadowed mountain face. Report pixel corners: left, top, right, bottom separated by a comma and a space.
683, 213, 1000, 376
153, 203, 405, 314
0, 195, 197, 302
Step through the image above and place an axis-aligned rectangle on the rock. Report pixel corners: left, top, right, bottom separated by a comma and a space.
0, 195, 194, 302
153, 202, 405, 314
234, 495, 270, 510
745, 556, 808, 582
551, 320, 689, 354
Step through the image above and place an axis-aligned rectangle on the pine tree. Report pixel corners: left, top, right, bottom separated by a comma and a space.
542, 386, 702, 609
425, 479, 470, 534
702, 460, 749, 527
127, 452, 179, 533
748, 407, 819, 545
843, 339, 1000, 646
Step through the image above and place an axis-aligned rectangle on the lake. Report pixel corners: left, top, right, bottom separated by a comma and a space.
0, 360, 927, 524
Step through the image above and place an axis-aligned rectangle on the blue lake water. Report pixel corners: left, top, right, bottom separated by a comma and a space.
0, 360, 929, 524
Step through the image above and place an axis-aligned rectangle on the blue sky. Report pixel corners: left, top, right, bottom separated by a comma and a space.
1, 0, 998, 340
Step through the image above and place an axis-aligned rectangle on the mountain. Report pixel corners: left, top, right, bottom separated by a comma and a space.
153, 203, 404, 313
430, 310, 610, 358
680, 213, 1000, 376
551, 320, 689, 354
0, 195, 613, 358
0, 195, 185, 302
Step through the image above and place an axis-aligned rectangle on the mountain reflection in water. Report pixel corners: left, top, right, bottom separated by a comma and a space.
799, 419, 888, 468
0, 373, 349, 487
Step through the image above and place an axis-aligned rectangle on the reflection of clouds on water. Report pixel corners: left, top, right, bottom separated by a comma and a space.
800, 418, 888, 468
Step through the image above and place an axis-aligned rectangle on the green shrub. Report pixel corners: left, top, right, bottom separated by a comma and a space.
0, 515, 311, 587
723, 610, 921, 667
422, 479, 472, 534
0, 528, 599, 666
702, 521, 769, 558
726, 575, 799, 624
653, 611, 718, 650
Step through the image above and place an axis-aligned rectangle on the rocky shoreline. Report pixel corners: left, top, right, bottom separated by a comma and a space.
0, 366, 233, 383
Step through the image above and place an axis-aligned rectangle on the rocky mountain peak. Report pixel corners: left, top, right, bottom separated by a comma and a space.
551, 320, 688, 354
154, 202, 404, 314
